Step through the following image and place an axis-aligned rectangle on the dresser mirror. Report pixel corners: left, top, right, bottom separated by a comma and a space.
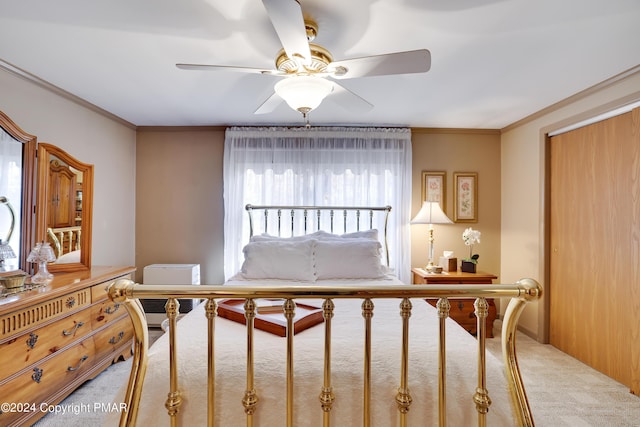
36, 143, 93, 272
0, 110, 37, 273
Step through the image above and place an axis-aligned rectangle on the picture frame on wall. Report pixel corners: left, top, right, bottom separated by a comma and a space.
453, 172, 478, 222
421, 171, 446, 212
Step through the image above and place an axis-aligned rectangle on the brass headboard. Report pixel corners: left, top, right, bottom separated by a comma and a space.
245, 204, 392, 266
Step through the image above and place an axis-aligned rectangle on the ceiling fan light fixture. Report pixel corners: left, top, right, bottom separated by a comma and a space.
274, 75, 334, 114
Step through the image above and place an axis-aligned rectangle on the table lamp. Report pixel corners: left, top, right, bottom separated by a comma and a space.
411, 201, 452, 272
28, 242, 56, 283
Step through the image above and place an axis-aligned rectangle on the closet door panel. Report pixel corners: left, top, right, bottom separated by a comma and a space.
549, 110, 636, 391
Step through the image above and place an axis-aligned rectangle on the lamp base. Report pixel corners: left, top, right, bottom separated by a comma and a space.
31, 261, 53, 284
424, 264, 443, 274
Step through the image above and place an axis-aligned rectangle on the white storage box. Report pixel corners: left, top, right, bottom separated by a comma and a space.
142, 264, 201, 327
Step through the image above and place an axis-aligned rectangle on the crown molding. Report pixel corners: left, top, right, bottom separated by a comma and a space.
0, 58, 136, 130
502, 64, 640, 133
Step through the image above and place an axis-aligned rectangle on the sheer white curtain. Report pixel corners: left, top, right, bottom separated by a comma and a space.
223, 126, 412, 283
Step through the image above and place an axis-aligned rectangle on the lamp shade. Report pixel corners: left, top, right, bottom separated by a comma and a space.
27, 242, 56, 263
410, 201, 452, 225
274, 75, 334, 113
0, 240, 16, 261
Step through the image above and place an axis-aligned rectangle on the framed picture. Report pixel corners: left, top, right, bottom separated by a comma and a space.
421, 171, 446, 212
453, 172, 478, 222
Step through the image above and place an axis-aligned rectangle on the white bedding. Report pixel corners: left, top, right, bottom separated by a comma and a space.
106, 277, 515, 426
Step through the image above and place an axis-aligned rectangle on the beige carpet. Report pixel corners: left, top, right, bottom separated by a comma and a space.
34, 324, 640, 426
486, 321, 640, 427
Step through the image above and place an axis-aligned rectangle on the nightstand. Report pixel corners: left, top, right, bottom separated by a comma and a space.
411, 267, 498, 337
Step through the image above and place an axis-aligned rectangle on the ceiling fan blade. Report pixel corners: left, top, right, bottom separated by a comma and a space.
329, 82, 374, 112
329, 49, 431, 79
176, 63, 281, 75
262, 0, 311, 64
254, 91, 283, 114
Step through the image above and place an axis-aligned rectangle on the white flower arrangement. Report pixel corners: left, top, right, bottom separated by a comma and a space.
462, 227, 481, 262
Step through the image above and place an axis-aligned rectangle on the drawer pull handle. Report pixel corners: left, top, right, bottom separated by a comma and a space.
62, 321, 85, 336
32, 367, 43, 383
109, 331, 125, 345
458, 302, 464, 311
26, 332, 39, 349
67, 355, 89, 371
104, 303, 121, 315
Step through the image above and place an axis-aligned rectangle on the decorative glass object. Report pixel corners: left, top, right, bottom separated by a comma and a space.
1, 196, 17, 271
27, 242, 56, 283
0, 239, 16, 271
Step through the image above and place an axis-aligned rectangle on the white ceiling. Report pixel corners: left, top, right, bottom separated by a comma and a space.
1, 0, 639, 129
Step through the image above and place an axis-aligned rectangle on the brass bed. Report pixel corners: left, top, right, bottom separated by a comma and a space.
107, 205, 541, 426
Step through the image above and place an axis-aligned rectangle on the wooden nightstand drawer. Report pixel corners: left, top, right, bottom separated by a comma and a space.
412, 267, 498, 337
427, 298, 497, 336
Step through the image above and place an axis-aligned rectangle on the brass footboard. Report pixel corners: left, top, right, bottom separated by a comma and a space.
109, 279, 541, 427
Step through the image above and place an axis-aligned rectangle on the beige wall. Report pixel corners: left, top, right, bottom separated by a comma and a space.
134, 127, 502, 287
135, 128, 225, 284
0, 69, 136, 267
501, 68, 640, 340
411, 130, 502, 282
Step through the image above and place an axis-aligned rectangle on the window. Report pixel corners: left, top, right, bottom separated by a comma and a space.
223, 127, 412, 282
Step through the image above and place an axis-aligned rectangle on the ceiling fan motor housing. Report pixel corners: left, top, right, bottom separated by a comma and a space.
275, 43, 333, 74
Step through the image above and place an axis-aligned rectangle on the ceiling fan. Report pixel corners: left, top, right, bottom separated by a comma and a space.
177, 0, 431, 124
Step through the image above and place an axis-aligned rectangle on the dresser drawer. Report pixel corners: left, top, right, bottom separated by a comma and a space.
0, 337, 95, 425
93, 316, 133, 360
0, 308, 93, 377
90, 273, 132, 303
90, 299, 126, 329
0, 288, 91, 342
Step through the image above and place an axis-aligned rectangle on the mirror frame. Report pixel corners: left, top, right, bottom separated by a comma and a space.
0, 110, 37, 273
36, 143, 93, 273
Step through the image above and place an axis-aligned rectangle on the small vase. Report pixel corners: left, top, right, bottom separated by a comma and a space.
461, 260, 476, 273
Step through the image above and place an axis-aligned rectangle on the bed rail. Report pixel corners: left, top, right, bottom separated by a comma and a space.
109, 279, 541, 427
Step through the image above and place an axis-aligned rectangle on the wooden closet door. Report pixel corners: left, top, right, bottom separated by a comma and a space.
549, 108, 639, 394
48, 161, 77, 228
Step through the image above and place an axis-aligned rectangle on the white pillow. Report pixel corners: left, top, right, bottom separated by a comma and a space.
249, 230, 329, 242
314, 240, 386, 280
314, 229, 379, 241
339, 229, 379, 240
240, 240, 316, 281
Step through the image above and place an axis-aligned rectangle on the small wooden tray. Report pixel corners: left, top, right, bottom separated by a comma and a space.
217, 299, 324, 337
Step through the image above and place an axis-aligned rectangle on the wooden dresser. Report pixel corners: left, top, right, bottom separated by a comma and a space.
411, 268, 498, 337
0, 266, 135, 426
